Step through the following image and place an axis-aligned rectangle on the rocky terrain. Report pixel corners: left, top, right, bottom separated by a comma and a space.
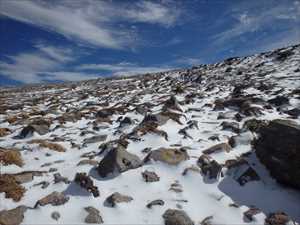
0, 44, 300, 225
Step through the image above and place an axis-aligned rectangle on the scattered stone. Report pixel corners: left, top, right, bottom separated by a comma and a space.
51, 211, 60, 221
119, 117, 133, 127
144, 148, 189, 165
0, 128, 11, 137
0, 206, 27, 225
104, 192, 133, 207
34, 191, 69, 207
265, 212, 289, 225
221, 121, 240, 133
33, 181, 50, 189
0, 148, 23, 167
182, 165, 201, 176
197, 155, 222, 179
74, 173, 99, 197
13, 171, 45, 183
243, 207, 261, 222
202, 143, 232, 155
254, 119, 300, 189
243, 119, 267, 132
236, 167, 260, 186
0, 174, 26, 202
77, 159, 98, 166
54, 172, 70, 184
142, 170, 160, 182
84, 206, 103, 224
17, 119, 50, 138
163, 95, 182, 112
146, 199, 165, 208
268, 96, 289, 106
169, 181, 183, 193
162, 209, 194, 225
97, 146, 142, 178
83, 135, 107, 145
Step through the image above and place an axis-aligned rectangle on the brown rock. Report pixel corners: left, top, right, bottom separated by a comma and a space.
144, 148, 189, 165
0, 206, 27, 225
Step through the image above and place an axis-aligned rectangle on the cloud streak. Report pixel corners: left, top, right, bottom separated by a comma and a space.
0, 0, 181, 49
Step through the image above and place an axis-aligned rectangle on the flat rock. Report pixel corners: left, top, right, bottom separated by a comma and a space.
146, 199, 165, 208
144, 148, 189, 165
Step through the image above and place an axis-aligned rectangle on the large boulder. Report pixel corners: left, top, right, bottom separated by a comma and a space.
253, 119, 300, 189
162, 209, 194, 225
97, 146, 142, 178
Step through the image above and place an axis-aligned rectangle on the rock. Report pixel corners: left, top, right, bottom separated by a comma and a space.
34, 191, 69, 207
221, 121, 240, 133
33, 181, 50, 189
51, 211, 60, 221
54, 173, 70, 184
253, 119, 300, 189
13, 171, 45, 183
97, 146, 142, 178
243, 119, 267, 132
142, 170, 160, 182
0, 174, 26, 202
144, 148, 189, 165
169, 181, 183, 193
119, 117, 133, 127
77, 159, 98, 166
83, 135, 107, 145
182, 165, 201, 176
265, 212, 289, 225
268, 96, 289, 106
146, 199, 165, 208
200, 216, 213, 225
284, 108, 300, 118
197, 155, 222, 179
243, 207, 261, 222
163, 95, 182, 112
162, 209, 194, 225
104, 192, 133, 207
236, 166, 260, 186
0, 148, 23, 167
74, 173, 99, 197
0, 128, 11, 137
18, 119, 50, 138
84, 206, 103, 224
202, 143, 232, 155
0, 206, 27, 225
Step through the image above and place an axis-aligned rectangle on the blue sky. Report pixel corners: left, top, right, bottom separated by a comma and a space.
0, 0, 299, 85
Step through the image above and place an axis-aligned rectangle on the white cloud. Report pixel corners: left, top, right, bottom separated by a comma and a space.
0, 0, 181, 49
77, 62, 172, 77
214, 1, 300, 45
0, 44, 86, 83
173, 57, 202, 66
41, 72, 99, 82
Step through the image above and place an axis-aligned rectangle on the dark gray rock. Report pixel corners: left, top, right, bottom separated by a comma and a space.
34, 191, 69, 207
97, 146, 142, 178
197, 155, 222, 179
254, 119, 300, 189
51, 211, 60, 221
146, 199, 165, 208
142, 170, 160, 182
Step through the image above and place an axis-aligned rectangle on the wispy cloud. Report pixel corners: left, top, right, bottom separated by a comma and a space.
214, 0, 300, 45
0, 44, 93, 83
77, 62, 173, 77
0, 0, 182, 49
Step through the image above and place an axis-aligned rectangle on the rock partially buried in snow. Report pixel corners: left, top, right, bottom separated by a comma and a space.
51, 211, 60, 221
197, 155, 222, 180
83, 135, 107, 145
144, 148, 189, 165
74, 172, 99, 197
202, 143, 232, 155
34, 191, 69, 207
162, 209, 194, 225
17, 119, 50, 138
0, 205, 27, 225
97, 146, 142, 178
142, 170, 160, 182
104, 192, 133, 207
254, 119, 300, 189
84, 206, 103, 224
146, 199, 165, 208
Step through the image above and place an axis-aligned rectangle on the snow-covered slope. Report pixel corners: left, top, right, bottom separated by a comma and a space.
0, 44, 300, 225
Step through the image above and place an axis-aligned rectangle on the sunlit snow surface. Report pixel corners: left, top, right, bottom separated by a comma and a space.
1, 44, 300, 224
